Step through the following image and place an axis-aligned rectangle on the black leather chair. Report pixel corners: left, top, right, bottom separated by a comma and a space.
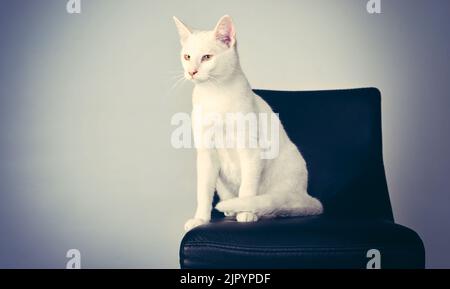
179, 88, 425, 269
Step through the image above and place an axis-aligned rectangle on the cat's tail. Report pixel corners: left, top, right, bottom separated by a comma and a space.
215, 194, 323, 217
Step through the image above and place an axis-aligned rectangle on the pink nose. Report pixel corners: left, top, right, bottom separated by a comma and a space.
188, 70, 198, 77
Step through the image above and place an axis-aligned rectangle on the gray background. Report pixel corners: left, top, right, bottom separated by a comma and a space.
0, 0, 449, 268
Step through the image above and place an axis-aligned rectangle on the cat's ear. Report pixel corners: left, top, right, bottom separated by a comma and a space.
214, 15, 236, 47
173, 16, 191, 45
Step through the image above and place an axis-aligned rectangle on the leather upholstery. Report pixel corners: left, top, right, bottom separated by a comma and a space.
181, 216, 424, 269
180, 88, 425, 269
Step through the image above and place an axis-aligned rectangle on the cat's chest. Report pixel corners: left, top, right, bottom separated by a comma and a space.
191, 87, 255, 152
192, 90, 234, 113
192, 91, 236, 135
217, 148, 241, 186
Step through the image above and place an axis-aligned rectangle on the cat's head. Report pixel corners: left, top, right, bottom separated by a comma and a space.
173, 15, 238, 84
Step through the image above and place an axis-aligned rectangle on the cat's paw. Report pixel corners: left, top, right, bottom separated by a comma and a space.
224, 211, 236, 217
184, 218, 208, 231
236, 212, 258, 222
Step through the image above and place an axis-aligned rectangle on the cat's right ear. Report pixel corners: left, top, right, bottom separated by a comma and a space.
173, 16, 191, 46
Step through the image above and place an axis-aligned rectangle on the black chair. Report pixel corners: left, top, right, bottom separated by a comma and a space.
179, 88, 425, 269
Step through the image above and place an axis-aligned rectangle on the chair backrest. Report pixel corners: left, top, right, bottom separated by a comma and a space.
254, 88, 393, 220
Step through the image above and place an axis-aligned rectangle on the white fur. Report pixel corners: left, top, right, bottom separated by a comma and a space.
174, 15, 323, 232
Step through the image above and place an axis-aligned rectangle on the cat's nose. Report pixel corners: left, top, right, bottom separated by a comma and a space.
188, 70, 198, 77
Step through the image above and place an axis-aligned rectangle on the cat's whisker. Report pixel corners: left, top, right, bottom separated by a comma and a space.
167, 69, 185, 74
170, 73, 185, 80
168, 75, 187, 93
169, 71, 185, 77
171, 76, 185, 90
167, 70, 186, 79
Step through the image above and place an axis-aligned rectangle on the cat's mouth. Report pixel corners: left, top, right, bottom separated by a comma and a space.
185, 72, 209, 83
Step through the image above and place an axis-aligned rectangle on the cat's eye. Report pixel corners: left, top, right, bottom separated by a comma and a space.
184, 54, 190, 61
201, 54, 213, 62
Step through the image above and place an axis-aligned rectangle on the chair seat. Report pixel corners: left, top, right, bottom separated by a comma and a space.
180, 216, 425, 269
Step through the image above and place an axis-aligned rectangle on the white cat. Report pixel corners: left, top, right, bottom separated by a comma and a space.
173, 15, 323, 232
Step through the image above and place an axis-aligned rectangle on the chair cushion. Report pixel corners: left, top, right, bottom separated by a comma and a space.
180, 216, 425, 269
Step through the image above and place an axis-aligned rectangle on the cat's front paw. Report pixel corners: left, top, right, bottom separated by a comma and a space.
236, 212, 258, 222
224, 211, 236, 217
184, 218, 208, 231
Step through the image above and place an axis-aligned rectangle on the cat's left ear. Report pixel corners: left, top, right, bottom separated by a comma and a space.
214, 15, 236, 47
173, 16, 191, 45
